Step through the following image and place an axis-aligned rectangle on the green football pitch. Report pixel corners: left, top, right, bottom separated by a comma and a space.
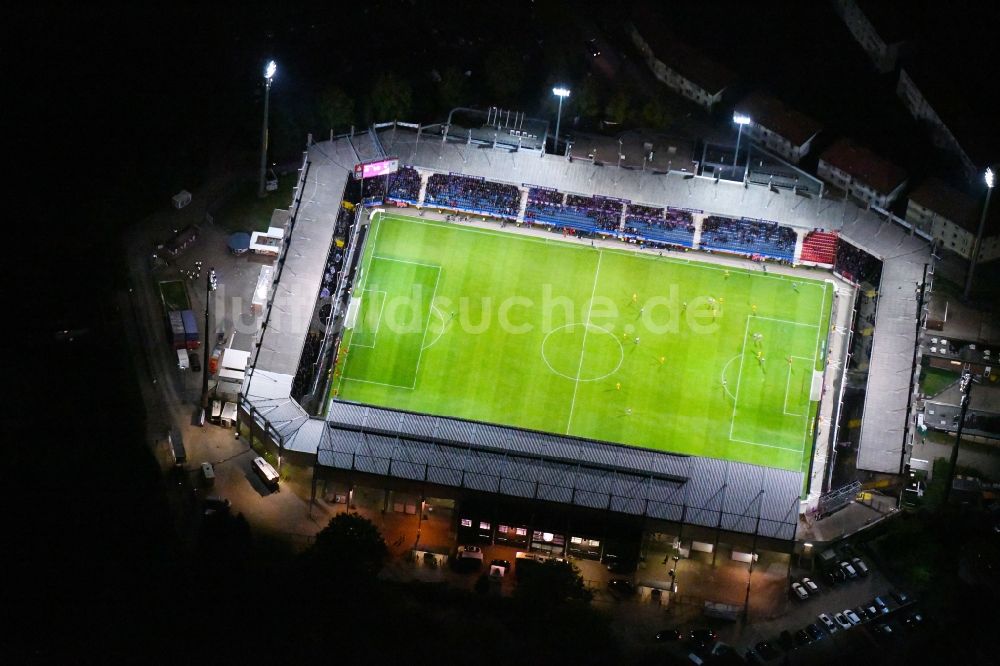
332, 212, 833, 474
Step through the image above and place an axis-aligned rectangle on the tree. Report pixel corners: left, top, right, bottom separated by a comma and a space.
641, 94, 673, 129
514, 559, 592, 605
370, 72, 413, 122
574, 77, 603, 120
437, 66, 467, 112
605, 89, 631, 126
317, 86, 355, 133
304, 512, 388, 586
484, 48, 523, 104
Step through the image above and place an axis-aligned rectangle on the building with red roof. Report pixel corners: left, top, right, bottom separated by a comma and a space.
628, 7, 737, 112
817, 138, 908, 208
906, 176, 1000, 262
734, 92, 823, 164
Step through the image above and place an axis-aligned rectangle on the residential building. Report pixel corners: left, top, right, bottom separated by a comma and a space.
734, 92, 822, 164
817, 138, 907, 208
628, 9, 737, 112
906, 177, 1000, 262
832, 0, 909, 73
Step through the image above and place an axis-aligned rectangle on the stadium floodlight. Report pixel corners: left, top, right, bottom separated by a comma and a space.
201, 267, 219, 409
552, 86, 571, 155
732, 113, 751, 171
258, 60, 278, 197
964, 166, 996, 299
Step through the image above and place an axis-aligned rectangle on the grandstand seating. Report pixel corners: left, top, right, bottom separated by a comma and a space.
800, 230, 838, 265
834, 241, 882, 285
524, 189, 622, 233
699, 215, 796, 261
425, 173, 519, 218
386, 166, 421, 203
624, 204, 695, 247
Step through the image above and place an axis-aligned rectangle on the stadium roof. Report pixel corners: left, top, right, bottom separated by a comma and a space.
318, 401, 803, 540
242, 126, 930, 483
819, 138, 907, 195
630, 5, 738, 95
837, 214, 928, 474
735, 91, 823, 148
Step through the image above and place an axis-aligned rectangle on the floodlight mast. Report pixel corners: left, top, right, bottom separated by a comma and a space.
258, 60, 277, 197
963, 167, 995, 300
552, 86, 570, 155
732, 113, 751, 172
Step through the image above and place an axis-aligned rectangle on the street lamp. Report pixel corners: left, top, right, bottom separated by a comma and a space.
732, 113, 751, 171
258, 60, 277, 197
200, 268, 218, 410
552, 86, 571, 155
963, 167, 995, 300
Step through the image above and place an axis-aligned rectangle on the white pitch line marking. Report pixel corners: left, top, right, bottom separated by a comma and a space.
565, 251, 604, 434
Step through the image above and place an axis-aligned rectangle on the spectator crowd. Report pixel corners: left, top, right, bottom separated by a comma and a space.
425, 174, 520, 218
834, 241, 882, 285
700, 215, 796, 260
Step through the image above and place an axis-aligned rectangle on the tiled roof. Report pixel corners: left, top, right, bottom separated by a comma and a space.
908, 177, 982, 233
736, 91, 822, 147
820, 138, 907, 194
631, 5, 738, 95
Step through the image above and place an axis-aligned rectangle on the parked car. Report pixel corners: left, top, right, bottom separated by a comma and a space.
688, 629, 718, 648
844, 609, 862, 626
452, 545, 484, 572
874, 596, 890, 614
834, 612, 853, 630
839, 561, 858, 578
875, 622, 897, 639
832, 567, 847, 583
608, 579, 635, 596
817, 613, 837, 633
851, 557, 870, 576
755, 641, 780, 659
489, 559, 511, 578
862, 603, 879, 619
189, 352, 201, 372
604, 553, 637, 574
203, 495, 231, 515
892, 590, 911, 605
791, 582, 809, 600
904, 612, 924, 629
806, 624, 825, 641
794, 629, 812, 646
801, 577, 819, 594
655, 629, 682, 642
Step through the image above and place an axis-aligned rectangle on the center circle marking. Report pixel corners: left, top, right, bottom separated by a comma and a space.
541, 323, 625, 382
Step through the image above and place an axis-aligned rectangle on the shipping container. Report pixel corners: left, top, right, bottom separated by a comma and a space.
167, 310, 186, 349
180, 309, 200, 349
168, 429, 186, 466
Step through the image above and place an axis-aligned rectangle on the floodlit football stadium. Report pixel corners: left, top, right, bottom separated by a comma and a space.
237, 118, 930, 561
